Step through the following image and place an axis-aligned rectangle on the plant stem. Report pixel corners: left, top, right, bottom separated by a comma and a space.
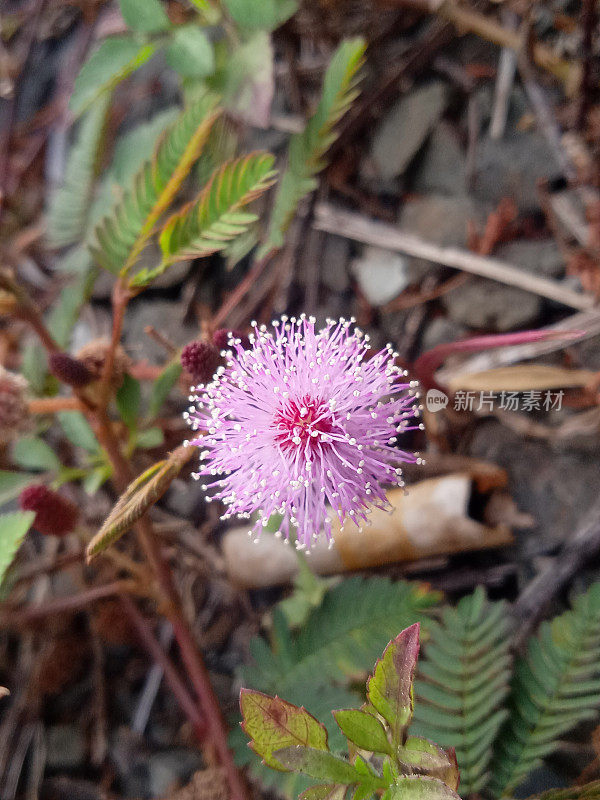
28, 396, 85, 414
120, 595, 207, 742
0, 580, 137, 625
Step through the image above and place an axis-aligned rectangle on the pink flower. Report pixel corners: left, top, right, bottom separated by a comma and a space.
185, 316, 421, 550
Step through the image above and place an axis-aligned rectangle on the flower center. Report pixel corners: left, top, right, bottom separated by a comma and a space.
273, 395, 333, 451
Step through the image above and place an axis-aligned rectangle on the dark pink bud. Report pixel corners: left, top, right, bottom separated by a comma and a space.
20, 485, 79, 537
181, 341, 221, 384
49, 352, 94, 388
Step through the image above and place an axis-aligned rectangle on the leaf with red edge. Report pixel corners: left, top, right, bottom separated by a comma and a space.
240, 689, 328, 771
367, 623, 420, 746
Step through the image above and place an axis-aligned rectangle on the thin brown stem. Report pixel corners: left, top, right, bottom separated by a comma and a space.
28, 396, 85, 414
0, 580, 138, 626
98, 277, 131, 410
210, 250, 276, 331
120, 596, 207, 742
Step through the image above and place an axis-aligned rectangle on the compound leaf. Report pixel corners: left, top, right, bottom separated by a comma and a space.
411, 588, 512, 796
263, 37, 365, 252
90, 93, 220, 275
489, 582, 600, 798
48, 94, 111, 248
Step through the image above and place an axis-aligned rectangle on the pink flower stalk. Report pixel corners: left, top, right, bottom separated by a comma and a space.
185, 316, 421, 550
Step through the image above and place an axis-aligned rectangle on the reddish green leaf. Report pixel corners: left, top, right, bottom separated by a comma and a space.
367, 623, 420, 745
383, 776, 460, 800
399, 738, 460, 792
240, 689, 328, 771
333, 708, 391, 755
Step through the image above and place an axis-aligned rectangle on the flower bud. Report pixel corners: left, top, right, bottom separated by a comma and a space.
76, 338, 130, 390
49, 352, 94, 388
0, 366, 30, 445
19, 485, 79, 537
181, 341, 221, 384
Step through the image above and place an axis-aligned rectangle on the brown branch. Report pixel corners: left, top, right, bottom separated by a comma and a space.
0, 580, 137, 626
28, 396, 85, 414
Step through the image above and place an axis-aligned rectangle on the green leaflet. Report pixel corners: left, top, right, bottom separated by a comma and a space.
240, 690, 328, 771
489, 583, 600, 797
119, 0, 170, 33
367, 624, 420, 747
382, 776, 460, 800
90, 93, 221, 276
222, 0, 297, 31
411, 587, 512, 796
47, 94, 111, 248
128, 152, 276, 287
0, 471, 37, 509
262, 37, 365, 253
166, 26, 214, 77
157, 152, 276, 261
333, 709, 392, 755
0, 511, 35, 587
70, 36, 157, 117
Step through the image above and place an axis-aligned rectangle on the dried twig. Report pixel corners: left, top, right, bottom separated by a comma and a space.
513, 494, 600, 648
314, 202, 596, 310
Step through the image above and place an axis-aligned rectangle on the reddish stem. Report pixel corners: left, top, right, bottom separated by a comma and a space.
210, 250, 275, 331
414, 329, 587, 390
120, 595, 207, 742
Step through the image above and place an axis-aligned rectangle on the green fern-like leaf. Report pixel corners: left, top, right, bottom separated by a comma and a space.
529, 782, 600, 800
158, 153, 276, 259
410, 588, 512, 796
262, 37, 366, 253
489, 582, 600, 798
230, 577, 440, 798
129, 152, 276, 286
90, 92, 220, 275
47, 94, 111, 248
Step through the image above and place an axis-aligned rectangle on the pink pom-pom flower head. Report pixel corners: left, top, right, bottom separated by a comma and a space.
185, 316, 421, 550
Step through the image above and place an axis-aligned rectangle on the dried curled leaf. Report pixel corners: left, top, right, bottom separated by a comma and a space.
86, 445, 194, 560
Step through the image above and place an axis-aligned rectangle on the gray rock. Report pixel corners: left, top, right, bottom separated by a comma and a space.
412, 121, 467, 196
398, 194, 489, 276
124, 300, 196, 364
494, 238, 565, 278
368, 81, 450, 180
472, 131, 561, 211
420, 317, 468, 353
399, 194, 486, 249
350, 246, 412, 306
442, 277, 542, 331
46, 724, 86, 770
469, 421, 600, 554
